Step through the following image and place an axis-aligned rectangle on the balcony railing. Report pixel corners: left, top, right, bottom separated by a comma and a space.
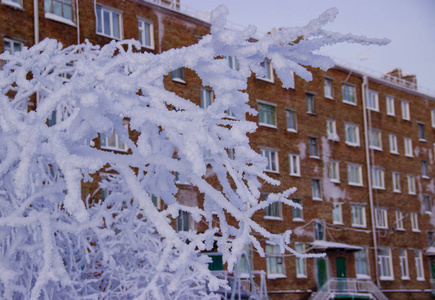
310, 278, 387, 300
431, 279, 435, 295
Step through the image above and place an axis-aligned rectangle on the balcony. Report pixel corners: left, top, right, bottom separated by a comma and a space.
210, 270, 268, 300
310, 278, 387, 300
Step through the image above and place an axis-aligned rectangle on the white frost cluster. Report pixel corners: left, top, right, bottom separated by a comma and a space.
0, 5, 388, 299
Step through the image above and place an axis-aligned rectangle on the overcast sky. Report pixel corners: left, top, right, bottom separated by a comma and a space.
181, 0, 435, 94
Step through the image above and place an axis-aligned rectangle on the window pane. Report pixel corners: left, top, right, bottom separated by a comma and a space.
103, 10, 111, 36
112, 12, 119, 38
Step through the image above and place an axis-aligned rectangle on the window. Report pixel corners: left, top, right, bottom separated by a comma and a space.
407, 174, 416, 195
201, 87, 214, 108
99, 173, 120, 202
257, 60, 273, 82
308, 137, 319, 158
333, 203, 343, 224
404, 138, 413, 157
286, 109, 297, 132
429, 232, 434, 247
306, 93, 315, 114
96, 5, 122, 39
369, 129, 382, 150
375, 208, 388, 229
45, 0, 74, 22
414, 250, 424, 280
324, 78, 333, 99
261, 149, 278, 173
295, 243, 307, 278
372, 168, 385, 189
138, 19, 154, 49
342, 84, 356, 105
311, 179, 321, 200
389, 134, 398, 154
266, 243, 284, 277
227, 56, 239, 70
401, 100, 410, 120
411, 212, 419, 232
345, 123, 360, 146
392, 172, 401, 192
395, 210, 404, 230
257, 101, 276, 127
292, 198, 303, 221
327, 119, 338, 141
177, 210, 192, 232
329, 161, 340, 183
417, 123, 426, 141
172, 67, 185, 83
355, 249, 369, 278
421, 160, 429, 178
289, 154, 300, 176
399, 249, 409, 279
1, 0, 22, 9
3, 37, 23, 54
424, 195, 432, 213
367, 90, 379, 111
314, 221, 324, 240
378, 248, 393, 280
351, 205, 366, 227
348, 164, 363, 186
100, 121, 128, 152
432, 110, 435, 128
150, 194, 162, 210
386, 96, 395, 116
264, 194, 282, 219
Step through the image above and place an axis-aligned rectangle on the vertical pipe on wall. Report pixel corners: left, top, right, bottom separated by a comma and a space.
33, 0, 39, 44
76, 0, 80, 44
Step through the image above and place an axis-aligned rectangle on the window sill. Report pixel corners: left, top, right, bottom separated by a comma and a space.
343, 100, 357, 106
367, 108, 380, 112
327, 136, 340, 142
293, 218, 305, 223
172, 78, 186, 84
393, 190, 401, 193
387, 113, 395, 117
45, 12, 76, 27
296, 274, 308, 279
141, 44, 155, 51
287, 128, 297, 133
373, 187, 385, 190
325, 96, 334, 100
349, 183, 364, 187
376, 226, 388, 230
97, 32, 121, 40
264, 216, 283, 221
395, 228, 405, 231
330, 179, 341, 184
309, 155, 321, 160
100, 146, 128, 153
408, 192, 417, 195
175, 181, 191, 186
267, 274, 286, 279
425, 211, 432, 215
256, 77, 274, 84
380, 277, 394, 281
412, 229, 421, 233
352, 224, 366, 228
265, 170, 280, 174
258, 123, 277, 129
312, 198, 323, 201
419, 139, 427, 142
306, 112, 317, 116
2, 0, 23, 9
369, 146, 383, 151
333, 222, 344, 225
401, 276, 410, 280
390, 151, 399, 155
346, 142, 360, 147
417, 278, 425, 281
422, 175, 430, 179
356, 274, 371, 280
405, 154, 414, 158
290, 173, 301, 177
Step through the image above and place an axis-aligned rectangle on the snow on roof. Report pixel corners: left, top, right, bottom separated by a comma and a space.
310, 240, 363, 251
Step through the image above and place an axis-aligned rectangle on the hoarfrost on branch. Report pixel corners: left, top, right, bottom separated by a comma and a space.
0, 5, 388, 299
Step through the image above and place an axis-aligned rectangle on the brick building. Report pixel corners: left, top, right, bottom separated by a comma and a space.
1, 0, 435, 299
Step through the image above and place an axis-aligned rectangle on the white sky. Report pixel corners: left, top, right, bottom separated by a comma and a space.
181, 0, 435, 94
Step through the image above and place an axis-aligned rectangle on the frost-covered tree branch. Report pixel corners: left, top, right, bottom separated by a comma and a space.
0, 5, 388, 299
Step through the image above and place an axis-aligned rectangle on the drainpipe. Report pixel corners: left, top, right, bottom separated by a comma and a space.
76, 0, 80, 44
33, 0, 39, 44
362, 75, 380, 287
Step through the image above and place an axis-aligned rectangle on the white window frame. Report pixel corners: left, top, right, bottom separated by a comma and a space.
308, 137, 319, 158
372, 167, 385, 189
261, 148, 279, 173
329, 161, 340, 183
414, 250, 425, 280
292, 198, 303, 222
411, 212, 420, 232
1, 0, 23, 9
432, 109, 435, 128
389, 134, 398, 154
404, 137, 413, 157
392, 172, 401, 193
324, 78, 333, 99
45, 0, 75, 25
172, 67, 185, 84
424, 194, 432, 214
417, 122, 426, 141
227, 56, 240, 70
257, 60, 274, 83
311, 178, 322, 201
375, 208, 388, 229
314, 221, 325, 240
257, 100, 277, 128
345, 123, 360, 146
333, 203, 343, 225
369, 128, 382, 150
266, 242, 285, 278
367, 90, 379, 111
177, 210, 193, 232
348, 164, 363, 186
327, 119, 339, 141
264, 202, 283, 220
289, 153, 300, 177
407, 174, 416, 195
286, 109, 297, 132
378, 248, 394, 280
342, 83, 357, 105
386, 96, 395, 116
295, 243, 307, 278
3, 37, 23, 55
100, 120, 129, 152
96, 4, 123, 39
138, 18, 154, 50
201, 87, 214, 109
401, 100, 410, 121
355, 248, 370, 279
395, 210, 404, 231
351, 205, 366, 228
421, 160, 429, 178
399, 249, 410, 280
306, 93, 315, 114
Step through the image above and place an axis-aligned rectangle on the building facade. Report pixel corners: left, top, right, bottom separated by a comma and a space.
1, 0, 435, 299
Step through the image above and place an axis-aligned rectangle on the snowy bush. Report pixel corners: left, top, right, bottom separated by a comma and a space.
0, 5, 388, 300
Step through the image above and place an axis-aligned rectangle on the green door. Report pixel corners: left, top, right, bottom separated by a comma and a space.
336, 257, 347, 291
317, 258, 328, 289
208, 254, 223, 271
431, 261, 435, 279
